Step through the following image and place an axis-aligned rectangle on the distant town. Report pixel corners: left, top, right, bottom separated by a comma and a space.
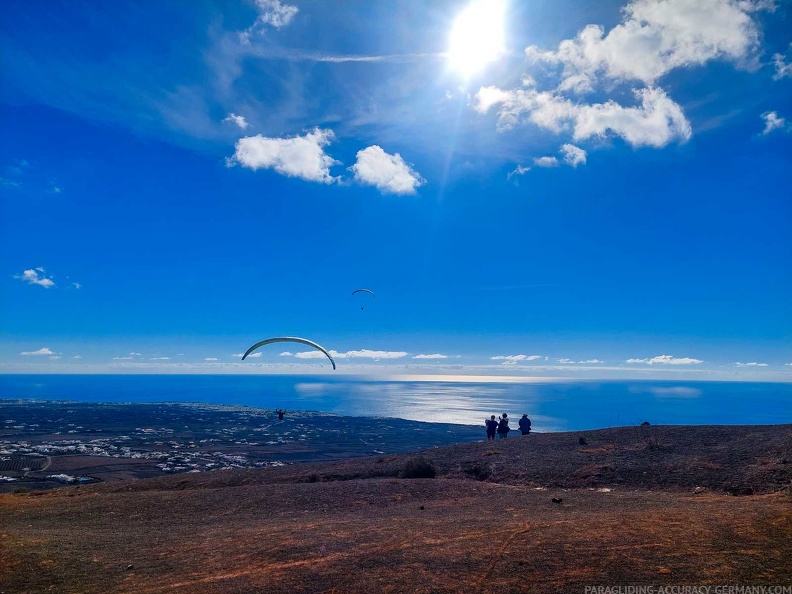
0, 400, 481, 491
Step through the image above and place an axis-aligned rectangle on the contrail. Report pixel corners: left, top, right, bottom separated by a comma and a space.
250, 47, 447, 63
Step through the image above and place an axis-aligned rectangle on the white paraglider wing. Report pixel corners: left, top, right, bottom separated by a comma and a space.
241, 337, 336, 370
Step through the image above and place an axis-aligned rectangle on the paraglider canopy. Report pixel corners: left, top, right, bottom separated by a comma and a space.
351, 288, 375, 311
241, 337, 336, 370
351, 289, 375, 298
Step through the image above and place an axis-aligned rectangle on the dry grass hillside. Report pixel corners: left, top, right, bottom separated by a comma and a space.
2, 425, 791, 593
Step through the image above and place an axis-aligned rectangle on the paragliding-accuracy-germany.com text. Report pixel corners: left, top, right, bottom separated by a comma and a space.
584, 587, 791, 594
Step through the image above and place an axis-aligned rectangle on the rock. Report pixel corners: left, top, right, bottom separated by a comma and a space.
578, 437, 587, 446
126, 564, 134, 571
693, 487, 706, 494
551, 498, 563, 504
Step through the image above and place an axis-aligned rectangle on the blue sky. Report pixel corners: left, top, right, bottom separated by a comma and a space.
1, 0, 790, 380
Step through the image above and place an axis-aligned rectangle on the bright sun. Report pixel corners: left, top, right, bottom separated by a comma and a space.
448, 0, 506, 76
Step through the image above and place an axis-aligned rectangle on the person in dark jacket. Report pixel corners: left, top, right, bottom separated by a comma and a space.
485, 415, 498, 441
497, 413, 510, 439
519, 414, 532, 435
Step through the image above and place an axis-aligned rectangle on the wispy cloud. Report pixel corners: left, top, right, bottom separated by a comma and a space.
772, 43, 792, 80
20, 347, 56, 356
14, 267, 55, 288
413, 353, 449, 359
149, 357, 171, 360
242, 0, 299, 38
230, 128, 339, 184
626, 355, 703, 365
222, 113, 249, 129
761, 111, 786, 135
349, 145, 425, 195
293, 349, 409, 361
507, 165, 532, 180
734, 361, 768, 367
491, 354, 543, 365
204, 357, 219, 361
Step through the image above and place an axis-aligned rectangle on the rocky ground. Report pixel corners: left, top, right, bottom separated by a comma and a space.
1, 424, 790, 593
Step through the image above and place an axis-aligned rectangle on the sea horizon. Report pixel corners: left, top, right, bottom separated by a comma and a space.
2, 374, 789, 432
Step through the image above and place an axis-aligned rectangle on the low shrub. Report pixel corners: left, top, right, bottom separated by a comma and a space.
399, 456, 436, 479
462, 461, 492, 481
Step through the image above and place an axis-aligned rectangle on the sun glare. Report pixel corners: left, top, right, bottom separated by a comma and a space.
448, 0, 506, 76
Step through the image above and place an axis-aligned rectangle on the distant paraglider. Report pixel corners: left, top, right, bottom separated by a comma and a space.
351, 288, 375, 311
241, 337, 336, 370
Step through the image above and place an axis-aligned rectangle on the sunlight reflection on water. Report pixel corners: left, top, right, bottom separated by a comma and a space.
295, 381, 564, 430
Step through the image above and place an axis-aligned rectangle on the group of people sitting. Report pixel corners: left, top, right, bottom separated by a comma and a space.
485, 413, 531, 440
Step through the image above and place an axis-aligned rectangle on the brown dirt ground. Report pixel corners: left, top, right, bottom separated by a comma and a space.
2, 425, 791, 593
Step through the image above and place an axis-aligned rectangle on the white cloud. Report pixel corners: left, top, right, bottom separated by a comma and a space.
626, 355, 703, 365
204, 357, 219, 361
253, 0, 298, 28
241, 0, 298, 40
772, 44, 792, 80
223, 113, 249, 129
533, 156, 560, 167
112, 356, 134, 360
50, 184, 63, 194
507, 165, 531, 179
560, 144, 587, 167
491, 354, 543, 363
20, 347, 56, 356
71, 355, 82, 359
525, 0, 765, 90
149, 357, 171, 360
293, 349, 409, 360
580, 359, 604, 363
761, 111, 786, 135
734, 361, 768, 367
413, 353, 449, 359
230, 128, 339, 184
475, 86, 692, 148
49, 356, 61, 360
71, 282, 82, 289
233, 351, 262, 358
558, 358, 576, 363
349, 145, 425, 195
14, 268, 55, 288
573, 88, 692, 147
129, 352, 142, 356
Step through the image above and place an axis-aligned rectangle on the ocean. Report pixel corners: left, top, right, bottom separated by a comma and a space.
0, 374, 789, 431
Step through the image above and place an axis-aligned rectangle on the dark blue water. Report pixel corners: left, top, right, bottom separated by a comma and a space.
0, 375, 789, 431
